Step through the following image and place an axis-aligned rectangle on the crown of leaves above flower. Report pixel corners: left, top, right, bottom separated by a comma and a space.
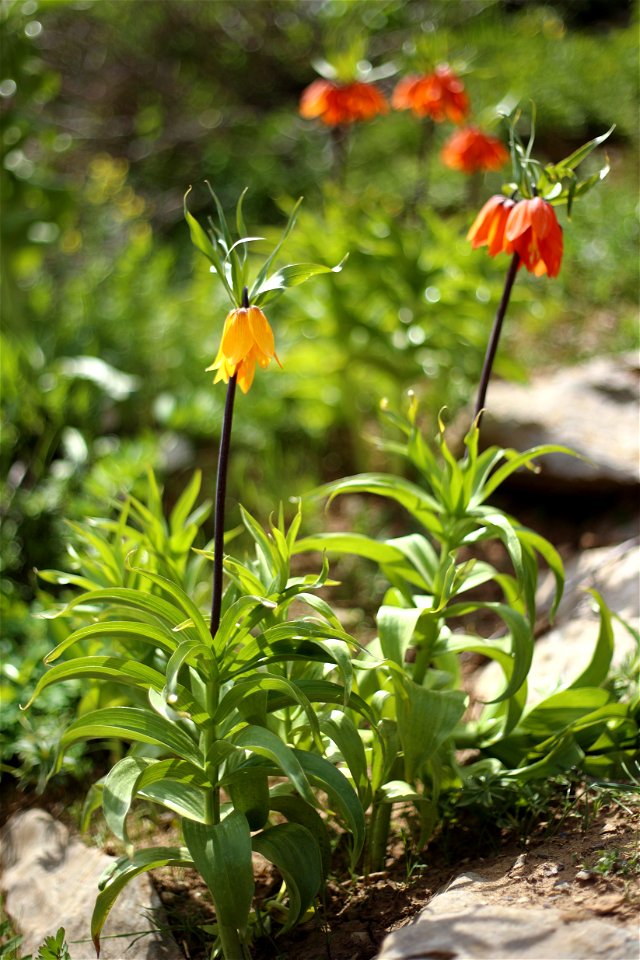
184, 184, 346, 308
502, 108, 614, 216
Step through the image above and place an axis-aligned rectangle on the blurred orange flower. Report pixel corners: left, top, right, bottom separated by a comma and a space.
206, 306, 279, 394
441, 127, 508, 174
467, 194, 516, 257
505, 197, 563, 277
392, 66, 469, 123
299, 79, 388, 126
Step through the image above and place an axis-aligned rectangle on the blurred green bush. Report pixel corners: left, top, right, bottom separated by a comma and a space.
1, 0, 638, 779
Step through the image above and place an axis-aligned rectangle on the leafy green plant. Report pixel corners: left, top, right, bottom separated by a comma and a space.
297, 400, 572, 868
34, 928, 71, 960
28, 477, 365, 959
27, 195, 360, 960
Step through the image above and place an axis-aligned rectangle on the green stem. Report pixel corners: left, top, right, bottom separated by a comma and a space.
474, 251, 520, 426
412, 617, 440, 687
217, 923, 249, 960
203, 673, 220, 826
367, 798, 392, 874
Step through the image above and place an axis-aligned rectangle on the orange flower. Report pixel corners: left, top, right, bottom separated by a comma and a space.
299, 78, 388, 126
441, 127, 508, 174
392, 66, 469, 123
505, 197, 563, 277
206, 306, 279, 394
467, 194, 516, 257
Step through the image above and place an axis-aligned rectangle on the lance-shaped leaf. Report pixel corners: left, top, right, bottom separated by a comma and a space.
552, 125, 615, 173
252, 258, 347, 307
377, 605, 425, 667
443, 601, 533, 703
23, 657, 166, 710
320, 711, 371, 807
569, 590, 614, 690
232, 725, 316, 805
269, 794, 332, 879
92, 846, 194, 955
293, 749, 365, 865
183, 813, 254, 939
252, 823, 323, 932
57, 706, 203, 772
392, 675, 466, 782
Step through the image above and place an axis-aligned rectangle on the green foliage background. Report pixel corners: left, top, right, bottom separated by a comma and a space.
1, 0, 638, 779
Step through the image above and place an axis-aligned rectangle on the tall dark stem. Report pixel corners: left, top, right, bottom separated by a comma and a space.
210, 373, 237, 638
209, 288, 248, 638
474, 251, 520, 426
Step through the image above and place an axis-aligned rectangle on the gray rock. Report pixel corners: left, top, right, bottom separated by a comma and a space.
0, 809, 183, 960
475, 539, 639, 704
375, 872, 639, 959
479, 352, 640, 489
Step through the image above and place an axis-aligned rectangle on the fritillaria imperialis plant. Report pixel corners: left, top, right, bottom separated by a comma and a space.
299, 40, 391, 180
469, 112, 613, 420
28, 193, 358, 960
297, 399, 574, 869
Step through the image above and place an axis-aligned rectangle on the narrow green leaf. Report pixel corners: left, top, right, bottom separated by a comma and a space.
140, 780, 208, 823
293, 532, 405, 565
320, 712, 371, 806
293, 750, 365, 864
58, 706, 203, 771
252, 823, 322, 932
45, 620, 178, 663
554, 125, 615, 172
311, 474, 443, 535
183, 813, 254, 934
103, 757, 152, 843
445, 601, 533, 702
24, 657, 166, 710
92, 847, 193, 955
233, 725, 316, 805
393, 678, 466, 782
519, 687, 610, 739
377, 606, 424, 666
569, 590, 614, 689
169, 471, 202, 538
476, 445, 578, 504
249, 197, 303, 300
269, 794, 332, 879
252, 259, 346, 305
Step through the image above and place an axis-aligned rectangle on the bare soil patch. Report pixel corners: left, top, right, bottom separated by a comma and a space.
149, 794, 639, 960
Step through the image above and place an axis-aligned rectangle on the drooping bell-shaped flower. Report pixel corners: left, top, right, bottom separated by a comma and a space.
206, 305, 280, 394
392, 66, 469, 123
441, 127, 509, 174
467, 194, 516, 257
300, 79, 388, 126
505, 197, 563, 278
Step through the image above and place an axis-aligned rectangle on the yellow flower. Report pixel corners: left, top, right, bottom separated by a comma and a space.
206, 306, 279, 394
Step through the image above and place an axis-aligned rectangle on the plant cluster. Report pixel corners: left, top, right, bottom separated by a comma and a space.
3, 3, 638, 956
24, 117, 639, 959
